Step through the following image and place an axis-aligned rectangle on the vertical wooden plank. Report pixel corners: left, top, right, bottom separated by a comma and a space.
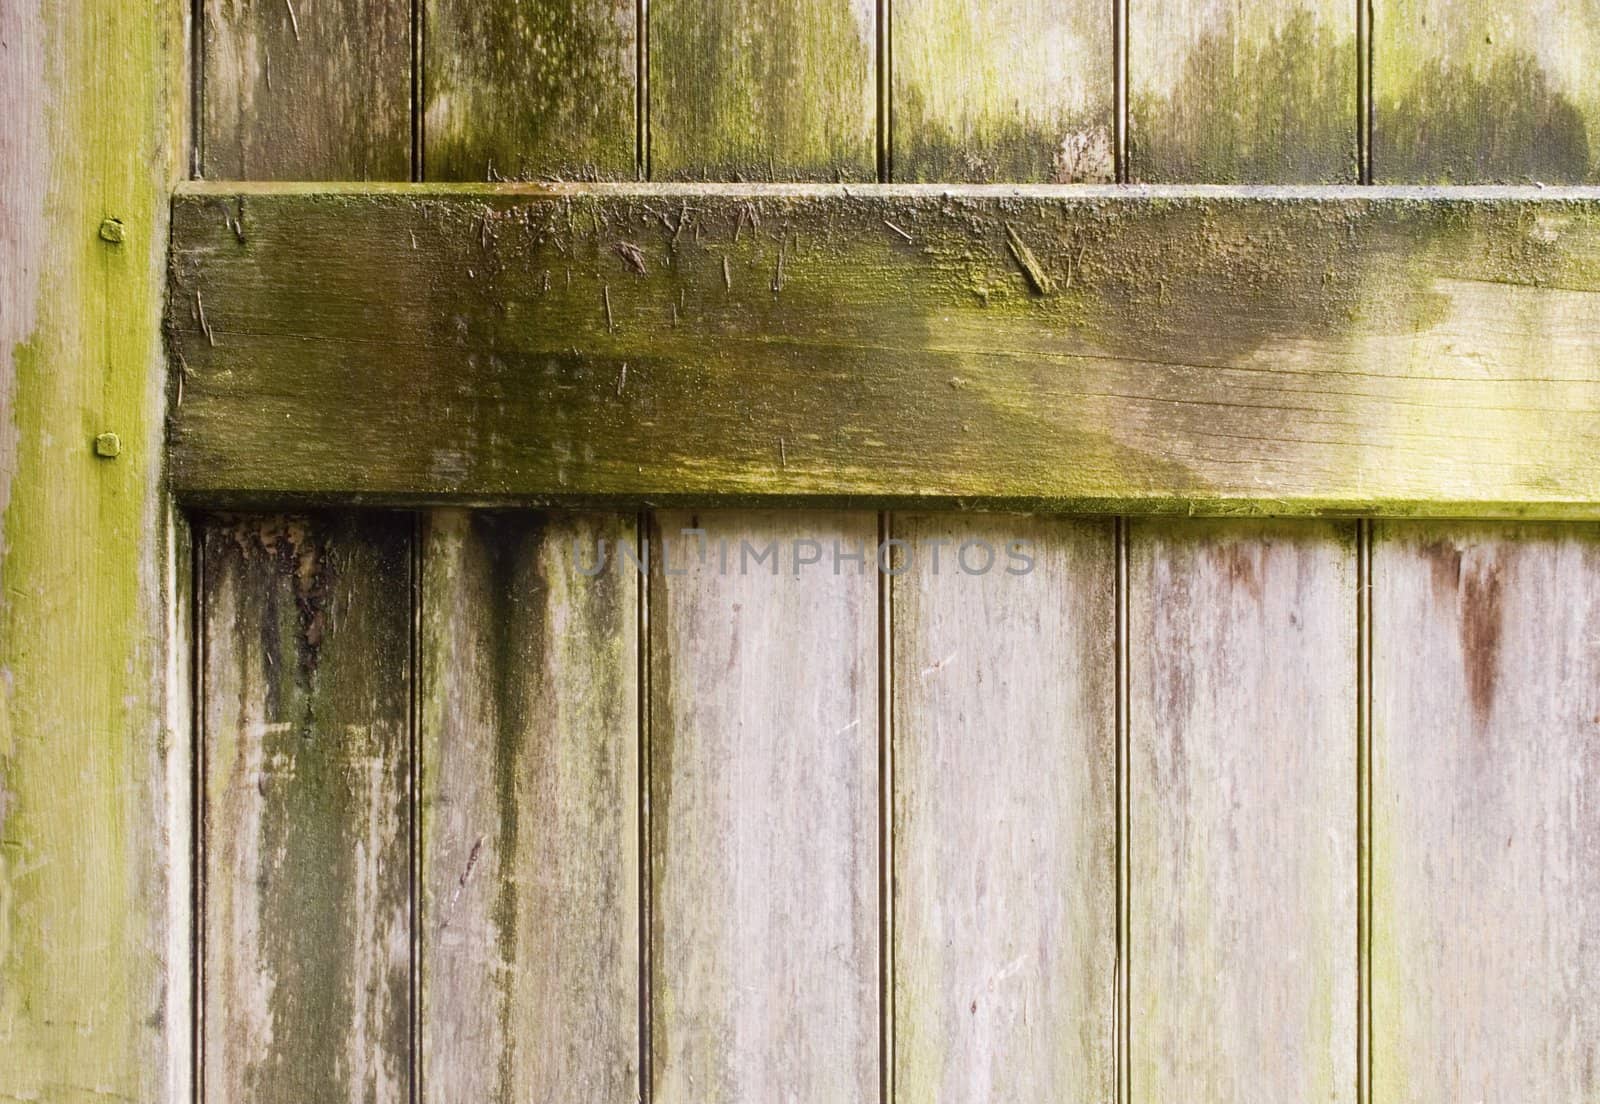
1373, 524, 1600, 1099
892, 515, 1116, 1100
418, 510, 639, 1102
1374, 1, 1600, 183
1130, 1, 1357, 182
650, 510, 878, 1102
648, 0, 876, 180
201, 514, 413, 1104
423, 0, 637, 181
1130, 521, 1357, 1103
201, 0, 411, 179
891, 0, 1113, 182
0, 0, 187, 1097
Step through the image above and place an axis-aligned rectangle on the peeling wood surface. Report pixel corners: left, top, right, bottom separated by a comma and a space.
418, 510, 639, 1102
200, 514, 413, 1104
891, 514, 1116, 1099
1372, 524, 1600, 1098
170, 183, 1600, 515
649, 511, 878, 1102
1375, 1, 1600, 183
648, 0, 876, 180
0, 0, 187, 1097
1130, 521, 1357, 1102
892, 0, 1113, 182
423, 0, 636, 182
201, 0, 411, 180
1131, 1, 1358, 182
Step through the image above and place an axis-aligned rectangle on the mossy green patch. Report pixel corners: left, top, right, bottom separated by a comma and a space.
1377, 51, 1591, 183
1132, 6, 1358, 183
649, 0, 875, 181
1, 0, 182, 1095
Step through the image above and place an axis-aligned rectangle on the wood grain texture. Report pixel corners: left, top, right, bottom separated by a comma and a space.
1372, 524, 1600, 1099
1131, 1, 1358, 182
418, 510, 639, 1102
892, 514, 1116, 1100
171, 183, 1600, 515
1375, 1, 1600, 183
892, 0, 1113, 182
0, 0, 187, 1097
423, 0, 636, 182
648, 0, 876, 180
1130, 521, 1357, 1103
650, 510, 878, 1102
201, 0, 411, 179
200, 514, 413, 1104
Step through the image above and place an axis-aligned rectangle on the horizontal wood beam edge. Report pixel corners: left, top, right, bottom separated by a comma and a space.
168, 184, 1600, 516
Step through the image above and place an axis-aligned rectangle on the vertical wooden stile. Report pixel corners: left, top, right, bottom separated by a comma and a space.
649, 511, 880, 1104
412, 6, 645, 1096
891, 515, 1118, 1101
416, 512, 640, 1102
1128, 521, 1358, 1104
200, 514, 414, 1104
1372, 525, 1600, 1099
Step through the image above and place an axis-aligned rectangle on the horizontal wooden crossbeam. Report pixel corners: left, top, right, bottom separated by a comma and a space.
169, 182, 1600, 515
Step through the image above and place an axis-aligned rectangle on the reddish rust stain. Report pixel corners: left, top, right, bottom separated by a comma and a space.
1218, 543, 1262, 604
1424, 539, 1463, 603
1459, 558, 1505, 726
1422, 539, 1503, 724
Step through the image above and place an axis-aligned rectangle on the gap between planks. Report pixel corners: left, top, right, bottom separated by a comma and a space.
1114, 516, 1131, 1104
877, 509, 895, 1102
1356, 518, 1374, 1104
636, 509, 654, 1103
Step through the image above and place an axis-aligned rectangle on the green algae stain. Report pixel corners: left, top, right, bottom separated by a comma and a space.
425, 0, 636, 182
1376, 50, 1591, 183
649, 0, 875, 181
1133, 7, 1358, 184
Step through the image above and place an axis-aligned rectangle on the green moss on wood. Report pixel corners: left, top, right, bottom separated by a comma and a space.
1131, 5, 1358, 183
649, 0, 875, 181
202, 514, 413, 1104
892, 0, 1113, 183
425, 0, 637, 182
1373, 0, 1600, 184
1, 0, 182, 1096
167, 185, 1600, 515
1376, 51, 1591, 183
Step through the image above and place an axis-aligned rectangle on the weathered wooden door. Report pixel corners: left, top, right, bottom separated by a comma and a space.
10, 2, 1600, 1102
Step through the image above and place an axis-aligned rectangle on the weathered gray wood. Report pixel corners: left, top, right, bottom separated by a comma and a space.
0, 0, 187, 1097
201, 0, 412, 180
418, 509, 639, 1102
1375, 1, 1600, 183
649, 510, 878, 1102
1372, 523, 1600, 1098
892, 0, 1113, 182
423, 0, 636, 182
170, 183, 1600, 515
1130, 1, 1357, 182
1129, 521, 1357, 1102
200, 513, 413, 1103
891, 514, 1116, 1099
648, 0, 876, 180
